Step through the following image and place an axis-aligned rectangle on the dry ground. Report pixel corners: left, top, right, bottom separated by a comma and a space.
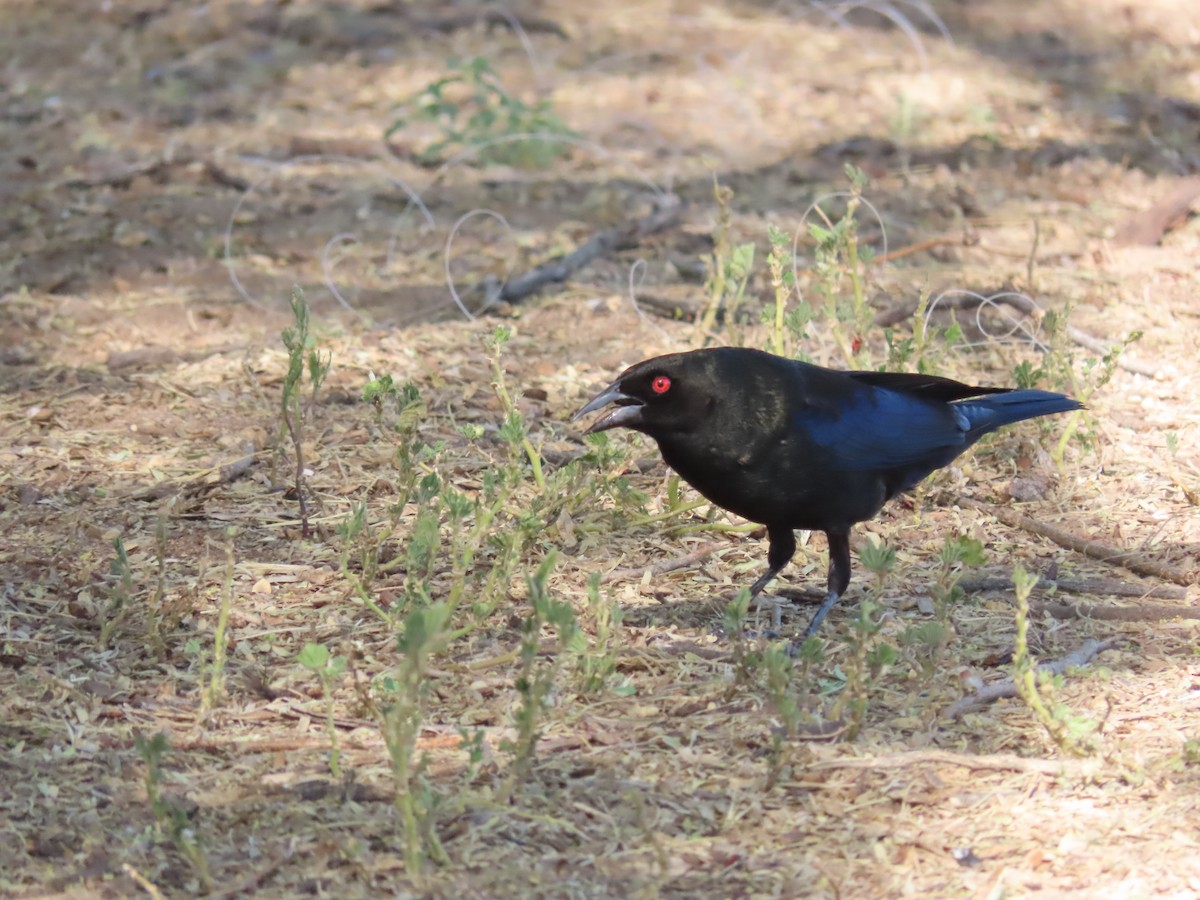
2, 0, 1199, 897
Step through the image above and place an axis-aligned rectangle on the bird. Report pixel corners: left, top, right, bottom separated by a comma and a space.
574, 347, 1081, 636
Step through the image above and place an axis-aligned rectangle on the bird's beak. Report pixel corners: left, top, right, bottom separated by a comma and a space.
573, 383, 644, 434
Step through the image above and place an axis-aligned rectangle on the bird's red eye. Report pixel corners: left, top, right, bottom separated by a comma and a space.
651, 375, 671, 394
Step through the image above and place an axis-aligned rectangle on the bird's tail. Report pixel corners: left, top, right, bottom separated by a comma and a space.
956, 389, 1082, 439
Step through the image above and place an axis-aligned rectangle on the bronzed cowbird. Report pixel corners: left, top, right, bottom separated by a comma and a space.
575, 347, 1081, 635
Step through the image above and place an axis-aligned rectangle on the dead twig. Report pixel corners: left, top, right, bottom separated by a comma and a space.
959, 497, 1195, 586
1032, 601, 1200, 623
122, 863, 165, 900
1113, 176, 1200, 247
201, 159, 250, 192
959, 575, 1188, 601
871, 234, 969, 266
494, 195, 685, 305
125, 453, 262, 502
945, 637, 1117, 719
601, 541, 728, 584
107, 342, 251, 373
388, 7, 569, 39
59, 154, 247, 191
810, 747, 1101, 776
1026, 219, 1041, 294
207, 855, 288, 900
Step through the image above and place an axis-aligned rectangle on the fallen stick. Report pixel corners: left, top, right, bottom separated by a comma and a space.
871, 235, 969, 266
406, 8, 569, 38
959, 575, 1188, 601
958, 497, 1195, 586
944, 637, 1117, 719
496, 195, 685, 305
601, 541, 728, 584
1113, 176, 1200, 247
59, 154, 248, 192
126, 453, 261, 501
810, 747, 1099, 776
1032, 601, 1200, 623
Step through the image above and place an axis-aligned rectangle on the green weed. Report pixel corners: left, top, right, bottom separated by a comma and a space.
576, 573, 627, 694
98, 535, 134, 649
1013, 307, 1141, 461
901, 535, 985, 678
500, 552, 578, 800
298, 642, 349, 778
377, 602, 453, 873
804, 165, 877, 367
697, 177, 755, 341
387, 56, 577, 169
1011, 564, 1100, 755
200, 537, 237, 717
135, 731, 212, 891
279, 288, 331, 538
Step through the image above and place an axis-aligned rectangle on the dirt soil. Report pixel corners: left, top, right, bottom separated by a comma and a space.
2, 0, 1199, 897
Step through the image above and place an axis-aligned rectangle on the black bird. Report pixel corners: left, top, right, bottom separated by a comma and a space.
575, 347, 1081, 636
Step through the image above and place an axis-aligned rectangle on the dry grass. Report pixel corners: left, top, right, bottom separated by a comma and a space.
2, 0, 1199, 897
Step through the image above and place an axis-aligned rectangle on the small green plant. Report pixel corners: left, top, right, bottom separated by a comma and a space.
377, 602, 452, 873
1163, 431, 1200, 506
888, 92, 927, 172
1182, 737, 1200, 766
763, 643, 802, 727
721, 588, 762, 686
764, 223, 798, 357
98, 535, 134, 648
933, 535, 986, 619
339, 377, 433, 619
298, 642, 349, 778
457, 726, 489, 781
1015, 308, 1141, 461
500, 552, 578, 799
575, 573, 626, 694
135, 731, 212, 891
344, 327, 638, 636
145, 512, 171, 658
486, 327, 545, 490
813, 166, 875, 365
697, 177, 755, 341
750, 220, 820, 363
902, 535, 985, 677
762, 639, 805, 787
1011, 564, 1100, 755
858, 536, 897, 596
387, 56, 577, 169
836, 536, 901, 732
883, 291, 962, 375
201, 537, 237, 716
830, 597, 897, 740
279, 287, 331, 538
342, 330, 661, 866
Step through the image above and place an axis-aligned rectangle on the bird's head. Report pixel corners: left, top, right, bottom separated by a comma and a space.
573, 352, 716, 438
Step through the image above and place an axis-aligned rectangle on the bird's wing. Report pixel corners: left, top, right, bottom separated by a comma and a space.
846, 369, 1010, 403
796, 386, 968, 473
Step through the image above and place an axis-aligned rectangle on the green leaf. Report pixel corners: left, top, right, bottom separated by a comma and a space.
858, 539, 896, 575
297, 642, 330, 670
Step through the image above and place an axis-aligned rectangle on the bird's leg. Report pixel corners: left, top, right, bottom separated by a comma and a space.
748, 525, 796, 633
749, 525, 796, 597
802, 531, 852, 637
